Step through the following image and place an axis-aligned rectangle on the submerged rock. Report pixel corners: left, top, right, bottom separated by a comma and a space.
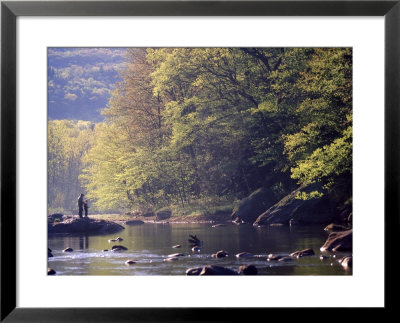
49, 217, 125, 235
172, 245, 182, 249
267, 254, 284, 261
278, 257, 293, 262
164, 257, 179, 262
125, 260, 136, 265
320, 229, 352, 252
112, 245, 128, 252
289, 248, 315, 258
109, 237, 123, 242
168, 253, 185, 258
236, 252, 253, 258
212, 224, 227, 228
212, 250, 229, 258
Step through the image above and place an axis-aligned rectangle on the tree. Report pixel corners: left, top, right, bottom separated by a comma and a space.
81, 47, 352, 213
48, 120, 95, 212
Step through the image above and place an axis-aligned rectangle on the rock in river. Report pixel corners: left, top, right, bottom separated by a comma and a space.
278, 257, 293, 262
212, 224, 227, 228
320, 229, 352, 252
212, 250, 229, 258
339, 256, 352, 268
48, 268, 56, 275
109, 237, 123, 242
125, 220, 144, 226
236, 252, 253, 258
238, 265, 258, 275
267, 254, 284, 261
164, 257, 179, 262
49, 217, 125, 235
48, 213, 64, 223
63, 247, 73, 252
289, 248, 315, 258
168, 253, 185, 258
186, 267, 203, 275
200, 265, 238, 275
125, 260, 136, 265
112, 245, 128, 252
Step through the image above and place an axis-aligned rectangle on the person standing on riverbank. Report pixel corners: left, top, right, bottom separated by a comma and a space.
78, 193, 84, 218
83, 199, 89, 218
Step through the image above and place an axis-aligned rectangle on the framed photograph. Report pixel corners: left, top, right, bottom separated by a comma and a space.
1, 0, 397, 321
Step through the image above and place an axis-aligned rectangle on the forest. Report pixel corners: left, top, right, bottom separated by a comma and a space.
48, 48, 352, 216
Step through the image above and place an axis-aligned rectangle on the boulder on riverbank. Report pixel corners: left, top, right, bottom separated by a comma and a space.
253, 183, 336, 226
48, 217, 125, 235
156, 210, 171, 221
125, 220, 144, 225
231, 187, 277, 224
320, 229, 353, 252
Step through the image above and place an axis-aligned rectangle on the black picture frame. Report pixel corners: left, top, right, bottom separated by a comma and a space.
1, 1, 398, 321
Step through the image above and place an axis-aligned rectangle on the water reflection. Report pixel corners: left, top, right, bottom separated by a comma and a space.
48, 223, 352, 276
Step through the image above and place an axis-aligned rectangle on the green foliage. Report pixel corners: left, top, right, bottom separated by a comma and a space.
48, 120, 95, 211
295, 190, 324, 200
291, 125, 352, 185
75, 47, 352, 213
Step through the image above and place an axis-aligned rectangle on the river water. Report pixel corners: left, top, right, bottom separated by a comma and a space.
48, 222, 352, 275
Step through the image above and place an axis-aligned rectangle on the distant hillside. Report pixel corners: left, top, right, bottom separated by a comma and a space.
48, 48, 127, 122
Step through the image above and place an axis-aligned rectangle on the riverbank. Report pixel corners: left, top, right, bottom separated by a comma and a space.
90, 210, 232, 224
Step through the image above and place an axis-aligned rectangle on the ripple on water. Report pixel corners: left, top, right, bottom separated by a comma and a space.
48, 223, 352, 275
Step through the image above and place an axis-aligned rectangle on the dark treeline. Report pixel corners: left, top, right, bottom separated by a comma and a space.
48, 48, 352, 214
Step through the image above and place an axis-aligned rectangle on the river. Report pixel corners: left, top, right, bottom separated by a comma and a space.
48, 222, 352, 275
